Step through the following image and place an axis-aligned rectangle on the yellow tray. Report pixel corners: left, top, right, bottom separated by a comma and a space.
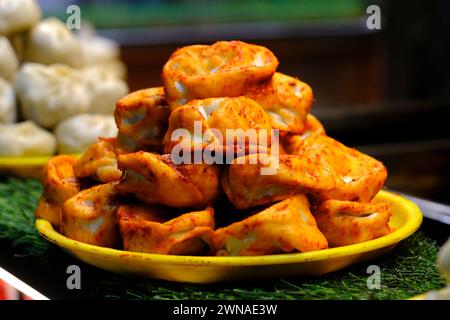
35, 190, 423, 284
0, 156, 52, 179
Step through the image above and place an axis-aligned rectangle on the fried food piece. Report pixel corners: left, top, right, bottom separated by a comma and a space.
213, 194, 328, 256
74, 138, 122, 183
117, 205, 214, 255
35, 155, 80, 227
117, 151, 220, 208
314, 200, 392, 247
282, 114, 325, 152
61, 182, 120, 247
162, 41, 278, 108
222, 153, 335, 209
245, 72, 313, 134
114, 87, 170, 153
163, 97, 273, 155
289, 135, 387, 203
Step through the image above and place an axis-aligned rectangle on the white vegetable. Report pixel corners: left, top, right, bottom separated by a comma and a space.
0, 36, 19, 81
76, 24, 127, 78
0, 0, 41, 36
98, 60, 128, 80
82, 65, 129, 114
438, 236, 450, 282
424, 286, 450, 300
422, 237, 450, 300
54, 114, 118, 154
77, 25, 120, 66
0, 121, 56, 156
23, 18, 82, 67
0, 77, 16, 123
15, 63, 90, 128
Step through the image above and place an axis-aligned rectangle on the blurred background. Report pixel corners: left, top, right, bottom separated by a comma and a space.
38, 0, 450, 203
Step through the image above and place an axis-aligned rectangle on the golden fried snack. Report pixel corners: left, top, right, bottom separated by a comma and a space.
114, 87, 170, 153
117, 205, 214, 255
288, 135, 387, 203
163, 96, 272, 155
35, 155, 80, 227
282, 114, 325, 152
61, 182, 120, 247
162, 41, 278, 108
117, 151, 220, 208
213, 194, 328, 256
222, 153, 335, 209
74, 138, 122, 183
314, 200, 392, 247
245, 72, 313, 134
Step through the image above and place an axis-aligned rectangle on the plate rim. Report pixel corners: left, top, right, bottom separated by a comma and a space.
0, 155, 80, 167
35, 190, 423, 267
0, 156, 52, 166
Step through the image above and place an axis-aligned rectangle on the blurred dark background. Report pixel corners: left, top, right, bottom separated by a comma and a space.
39, 0, 450, 204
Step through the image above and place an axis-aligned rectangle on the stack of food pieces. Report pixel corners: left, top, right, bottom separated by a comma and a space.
0, 0, 129, 157
35, 40, 392, 256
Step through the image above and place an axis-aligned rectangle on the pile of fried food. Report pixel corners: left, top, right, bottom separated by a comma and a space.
35, 41, 392, 256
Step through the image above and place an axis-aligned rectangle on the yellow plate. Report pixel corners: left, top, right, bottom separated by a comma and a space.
35, 190, 422, 284
0, 156, 52, 179
0, 155, 80, 179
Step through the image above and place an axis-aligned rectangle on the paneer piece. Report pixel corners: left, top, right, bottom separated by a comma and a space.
162, 41, 278, 109
221, 153, 335, 209
282, 114, 325, 152
117, 151, 220, 208
213, 194, 328, 256
117, 205, 215, 255
163, 97, 273, 155
314, 200, 392, 247
74, 138, 122, 183
61, 182, 120, 247
35, 155, 80, 227
245, 72, 314, 134
289, 135, 387, 203
114, 87, 170, 153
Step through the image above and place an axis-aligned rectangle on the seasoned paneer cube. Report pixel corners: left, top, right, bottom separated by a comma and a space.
114, 87, 170, 153
117, 205, 215, 255
117, 151, 220, 208
221, 153, 335, 209
314, 199, 392, 247
35, 155, 80, 226
288, 135, 387, 203
213, 194, 328, 256
61, 182, 120, 247
74, 138, 122, 183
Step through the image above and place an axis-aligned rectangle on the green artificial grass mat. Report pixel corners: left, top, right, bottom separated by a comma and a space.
0, 177, 446, 300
